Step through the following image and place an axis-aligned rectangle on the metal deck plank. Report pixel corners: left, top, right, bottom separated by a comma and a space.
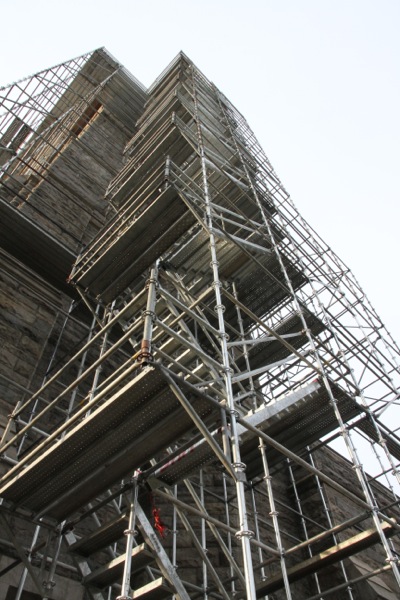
168, 227, 306, 323
234, 309, 326, 372
0, 367, 214, 519
132, 578, 172, 599
146, 430, 223, 488
84, 543, 154, 588
98, 209, 196, 303
357, 418, 400, 462
243, 378, 363, 478
146, 378, 362, 486
69, 513, 128, 556
132, 577, 173, 600
75, 186, 195, 295
255, 522, 396, 597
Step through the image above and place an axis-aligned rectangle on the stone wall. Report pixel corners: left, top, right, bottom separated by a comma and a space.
0, 250, 63, 421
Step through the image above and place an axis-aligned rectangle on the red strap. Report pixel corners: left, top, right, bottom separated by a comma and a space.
152, 507, 168, 538
149, 492, 168, 538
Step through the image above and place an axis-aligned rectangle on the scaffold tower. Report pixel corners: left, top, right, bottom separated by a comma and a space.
1, 48, 400, 600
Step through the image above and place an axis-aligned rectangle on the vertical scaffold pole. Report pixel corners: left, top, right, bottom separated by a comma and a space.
139, 264, 158, 363
191, 66, 257, 600
259, 440, 292, 600
117, 479, 138, 600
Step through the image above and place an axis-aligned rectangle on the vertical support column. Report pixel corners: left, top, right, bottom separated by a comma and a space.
259, 440, 292, 600
286, 459, 325, 598
42, 525, 65, 600
117, 479, 138, 600
14, 525, 41, 600
222, 472, 236, 597
191, 66, 257, 600
172, 484, 178, 570
199, 470, 208, 600
249, 486, 267, 588
305, 451, 355, 599
86, 302, 115, 417
232, 282, 257, 411
139, 264, 158, 364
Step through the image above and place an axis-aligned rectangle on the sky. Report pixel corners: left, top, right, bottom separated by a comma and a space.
2, 0, 399, 343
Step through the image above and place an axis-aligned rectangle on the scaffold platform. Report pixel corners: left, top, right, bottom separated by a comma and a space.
83, 543, 154, 589
72, 186, 196, 301
357, 416, 400, 462
240, 377, 363, 478
255, 521, 397, 597
68, 512, 128, 556
143, 377, 363, 486
0, 366, 215, 520
233, 308, 326, 372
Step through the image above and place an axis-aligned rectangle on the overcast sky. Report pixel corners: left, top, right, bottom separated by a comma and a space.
2, 0, 399, 343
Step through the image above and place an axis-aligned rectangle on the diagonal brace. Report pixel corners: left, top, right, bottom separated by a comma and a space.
0, 513, 45, 597
162, 368, 237, 481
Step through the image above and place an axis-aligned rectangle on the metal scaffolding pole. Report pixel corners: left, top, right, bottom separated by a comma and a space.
191, 65, 256, 600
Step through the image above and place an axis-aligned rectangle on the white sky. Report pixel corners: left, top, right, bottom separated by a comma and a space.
2, 0, 399, 344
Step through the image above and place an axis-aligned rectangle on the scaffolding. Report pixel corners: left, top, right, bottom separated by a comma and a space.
1, 50, 400, 599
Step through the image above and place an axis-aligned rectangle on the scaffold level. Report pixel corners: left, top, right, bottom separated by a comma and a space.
0, 49, 400, 600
